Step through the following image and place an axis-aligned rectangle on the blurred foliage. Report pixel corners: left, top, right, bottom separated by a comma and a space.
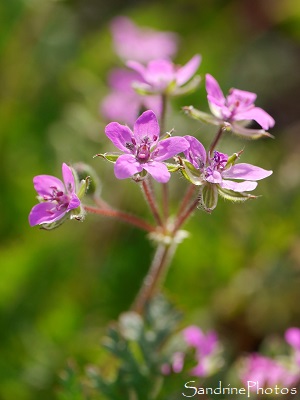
1, 0, 300, 399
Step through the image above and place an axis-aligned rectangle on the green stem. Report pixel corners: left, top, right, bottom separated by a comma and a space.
83, 205, 155, 233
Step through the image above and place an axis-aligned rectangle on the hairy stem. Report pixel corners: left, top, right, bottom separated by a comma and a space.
132, 242, 177, 314
173, 195, 199, 233
177, 184, 197, 217
162, 183, 169, 222
84, 205, 155, 233
141, 178, 163, 227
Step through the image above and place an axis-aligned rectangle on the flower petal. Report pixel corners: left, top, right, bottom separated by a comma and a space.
126, 60, 147, 80
101, 91, 140, 126
62, 163, 76, 194
220, 180, 258, 192
143, 161, 170, 183
154, 136, 189, 161
223, 163, 272, 181
230, 122, 273, 139
105, 122, 134, 152
33, 175, 64, 197
67, 194, 81, 211
133, 110, 160, 143
183, 135, 207, 168
114, 154, 143, 179
28, 202, 67, 226
227, 88, 257, 108
206, 74, 225, 108
176, 54, 201, 86
234, 107, 275, 130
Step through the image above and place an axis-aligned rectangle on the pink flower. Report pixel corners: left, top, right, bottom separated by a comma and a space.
240, 354, 298, 389
183, 135, 272, 210
285, 327, 300, 367
205, 74, 275, 138
29, 163, 81, 227
105, 110, 189, 183
183, 325, 219, 377
110, 16, 178, 63
101, 68, 162, 126
126, 55, 201, 95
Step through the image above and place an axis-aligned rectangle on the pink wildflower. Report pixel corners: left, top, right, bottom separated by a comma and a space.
105, 110, 189, 183
29, 163, 80, 227
205, 74, 275, 138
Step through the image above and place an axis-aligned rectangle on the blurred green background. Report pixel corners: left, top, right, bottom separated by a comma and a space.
1, 0, 300, 398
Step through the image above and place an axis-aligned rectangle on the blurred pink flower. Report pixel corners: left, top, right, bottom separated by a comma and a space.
285, 327, 300, 367
183, 325, 219, 377
101, 68, 162, 126
127, 55, 201, 95
110, 16, 178, 63
240, 353, 298, 389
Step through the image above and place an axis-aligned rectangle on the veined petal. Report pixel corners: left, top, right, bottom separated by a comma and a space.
223, 163, 272, 181
28, 202, 67, 226
227, 88, 257, 108
105, 122, 134, 152
183, 135, 207, 168
220, 180, 257, 192
133, 110, 160, 143
143, 161, 170, 183
114, 154, 143, 179
33, 175, 64, 197
176, 54, 201, 86
234, 107, 275, 130
62, 163, 76, 194
154, 136, 189, 161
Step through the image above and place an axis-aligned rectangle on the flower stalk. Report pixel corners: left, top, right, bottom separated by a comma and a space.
84, 204, 155, 233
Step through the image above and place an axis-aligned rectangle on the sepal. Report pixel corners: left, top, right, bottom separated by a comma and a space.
94, 152, 120, 163
73, 162, 101, 197
199, 184, 218, 213
178, 157, 203, 185
217, 187, 257, 202
225, 150, 243, 169
182, 106, 221, 125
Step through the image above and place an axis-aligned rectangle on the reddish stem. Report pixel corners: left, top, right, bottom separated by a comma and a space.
84, 205, 155, 233
141, 178, 163, 227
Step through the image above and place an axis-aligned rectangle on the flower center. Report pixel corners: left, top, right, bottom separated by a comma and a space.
136, 143, 151, 162
44, 186, 70, 211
